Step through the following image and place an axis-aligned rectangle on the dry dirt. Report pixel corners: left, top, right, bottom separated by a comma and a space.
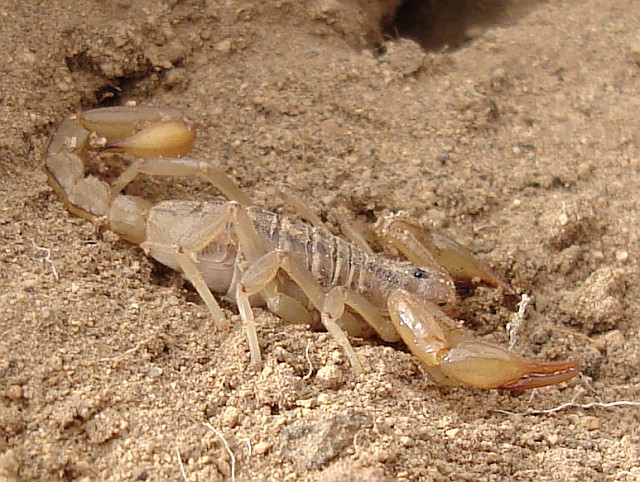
1, 1, 639, 481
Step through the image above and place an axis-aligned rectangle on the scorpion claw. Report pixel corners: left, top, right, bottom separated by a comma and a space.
491, 357, 581, 391
440, 341, 580, 390
102, 119, 196, 158
389, 289, 579, 390
79, 106, 196, 158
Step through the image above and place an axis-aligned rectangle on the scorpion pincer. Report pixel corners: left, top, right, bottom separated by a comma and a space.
44, 106, 579, 390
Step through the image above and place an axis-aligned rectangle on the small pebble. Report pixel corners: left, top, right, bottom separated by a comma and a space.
254, 442, 271, 455
580, 416, 601, 431
57, 81, 73, 92
50, 355, 64, 371
400, 436, 414, 447
315, 365, 344, 389
296, 398, 316, 409
215, 39, 232, 54
615, 250, 629, 263
222, 405, 240, 427
603, 330, 625, 353
546, 433, 559, 445
558, 213, 569, 226
163, 39, 187, 64
5, 385, 23, 401
330, 350, 344, 364
445, 428, 460, 438
375, 449, 391, 462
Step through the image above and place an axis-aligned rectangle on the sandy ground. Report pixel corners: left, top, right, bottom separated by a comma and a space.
1, 1, 639, 481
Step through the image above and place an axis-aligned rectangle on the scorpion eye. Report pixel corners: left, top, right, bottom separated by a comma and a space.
412, 268, 429, 279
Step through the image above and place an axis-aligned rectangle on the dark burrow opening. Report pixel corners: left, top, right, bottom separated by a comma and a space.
385, 0, 543, 51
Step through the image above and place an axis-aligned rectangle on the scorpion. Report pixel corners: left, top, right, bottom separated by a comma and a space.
44, 106, 579, 390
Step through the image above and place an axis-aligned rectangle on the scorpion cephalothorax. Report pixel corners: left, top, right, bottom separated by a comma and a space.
45, 106, 579, 390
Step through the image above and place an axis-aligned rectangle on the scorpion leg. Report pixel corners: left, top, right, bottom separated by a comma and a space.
276, 190, 376, 254
339, 221, 376, 255
388, 289, 579, 390
237, 244, 395, 372
276, 189, 324, 228
143, 201, 316, 364
144, 200, 291, 337
141, 202, 246, 331
380, 218, 513, 293
323, 286, 400, 344
235, 251, 319, 365
236, 249, 365, 370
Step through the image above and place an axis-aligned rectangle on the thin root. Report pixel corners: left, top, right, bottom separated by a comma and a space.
495, 387, 640, 416
176, 447, 188, 482
237, 437, 252, 457
96, 338, 152, 364
302, 340, 314, 380
31, 239, 59, 281
204, 422, 237, 482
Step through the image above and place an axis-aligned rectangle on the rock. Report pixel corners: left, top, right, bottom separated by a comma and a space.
278, 409, 371, 469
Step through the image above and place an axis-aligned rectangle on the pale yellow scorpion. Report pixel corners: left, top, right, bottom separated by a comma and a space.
44, 106, 579, 390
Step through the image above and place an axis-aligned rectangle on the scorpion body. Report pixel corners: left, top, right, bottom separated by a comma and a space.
143, 198, 454, 340
44, 106, 579, 390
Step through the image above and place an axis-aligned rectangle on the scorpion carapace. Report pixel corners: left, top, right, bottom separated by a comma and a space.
44, 106, 580, 390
